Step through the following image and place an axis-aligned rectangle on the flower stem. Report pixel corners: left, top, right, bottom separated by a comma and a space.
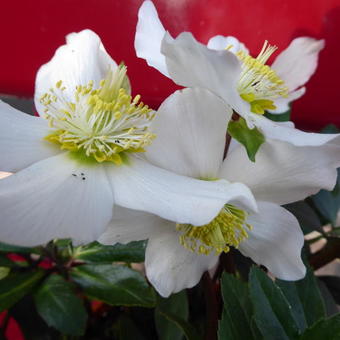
202, 272, 218, 340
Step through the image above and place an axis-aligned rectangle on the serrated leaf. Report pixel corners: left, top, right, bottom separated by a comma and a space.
218, 272, 255, 340
283, 201, 322, 234
0, 270, 44, 312
34, 274, 87, 336
155, 291, 189, 340
227, 118, 265, 162
299, 314, 340, 340
70, 264, 156, 307
276, 266, 325, 330
74, 241, 146, 263
249, 267, 300, 339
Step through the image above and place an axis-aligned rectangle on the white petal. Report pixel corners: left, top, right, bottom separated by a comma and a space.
271, 37, 325, 91
251, 114, 340, 146
220, 139, 340, 205
207, 35, 249, 54
0, 100, 60, 172
107, 155, 257, 226
146, 88, 231, 178
98, 207, 163, 245
239, 201, 305, 280
269, 87, 306, 114
35, 29, 118, 114
163, 33, 246, 104
0, 153, 114, 246
135, 1, 170, 77
145, 226, 218, 297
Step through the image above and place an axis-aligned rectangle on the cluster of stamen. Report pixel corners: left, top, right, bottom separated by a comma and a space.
236, 41, 289, 114
176, 204, 252, 255
41, 65, 155, 164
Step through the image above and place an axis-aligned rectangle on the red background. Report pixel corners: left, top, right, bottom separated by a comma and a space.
0, 0, 339, 130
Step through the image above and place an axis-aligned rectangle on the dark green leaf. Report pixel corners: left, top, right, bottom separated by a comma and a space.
249, 267, 300, 339
276, 266, 325, 329
299, 314, 340, 340
113, 315, 146, 340
228, 118, 265, 162
155, 291, 189, 340
264, 109, 291, 122
218, 272, 254, 340
284, 201, 322, 234
0, 270, 44, 312
312, 168, 340, 226
321, 124, 339, 134
317, 280, 339, 317
74, 241, 146, 263
10, 296, 59, 340
70, 264, 156, 307
0, 241, 39, 254
156, 310, 202, 340
74, 241, 146, 264
34, 274, 87, 336
319, 276, 340, 305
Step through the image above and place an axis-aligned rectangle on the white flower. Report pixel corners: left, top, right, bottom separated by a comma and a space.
134, 1, 340, 147
99, 87, 340, 297
0, 30, 256, 247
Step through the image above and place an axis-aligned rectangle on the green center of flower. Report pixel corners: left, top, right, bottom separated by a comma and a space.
41, 65, 155, 165
235, 41, 289, 114
176, 204, 252, 256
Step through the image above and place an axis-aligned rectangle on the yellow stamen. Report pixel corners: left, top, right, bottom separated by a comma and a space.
41, 65, 155, 164
176, 204, 252, 256
236, 41, 289, 114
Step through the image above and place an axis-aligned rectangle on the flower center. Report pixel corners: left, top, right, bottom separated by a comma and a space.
236, 41, 289, 114
176, 204, 252, 255
41, 65, 155, 165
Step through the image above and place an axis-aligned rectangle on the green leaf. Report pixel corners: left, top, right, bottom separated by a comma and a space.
227, 118, 265, 162
317, 280, 339, 317
0, 241, 39, 254
0, 267, 10, 280
312, 168, 340, 226
74, 240, 146, 263
264, 109, 291, 122
319, 276, 340, 305
249, 267, 300, 339
321, 124, 339, 134
218, 272, 255, 340
155, 291, 189, 340
0, 270, 44, 312
114, 315, 146, 340
156, 310, 202, 340
70, 264, 156, 307
276, 266, 325, 329
283, 201, 322, 234
299, 314, 340, 340
34, 274, 87, 336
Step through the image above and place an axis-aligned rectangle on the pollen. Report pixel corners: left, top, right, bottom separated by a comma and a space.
236, 41, 289, 114
41, 65, 155, 164
176, 204, 252, 256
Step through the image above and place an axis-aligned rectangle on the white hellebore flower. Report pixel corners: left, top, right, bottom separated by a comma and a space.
135, 1, 340, 147
0, 30, 257, 246
99, 87, 340, 297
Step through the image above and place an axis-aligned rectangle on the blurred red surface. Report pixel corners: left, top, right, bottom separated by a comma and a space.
0, 0, 339, 130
